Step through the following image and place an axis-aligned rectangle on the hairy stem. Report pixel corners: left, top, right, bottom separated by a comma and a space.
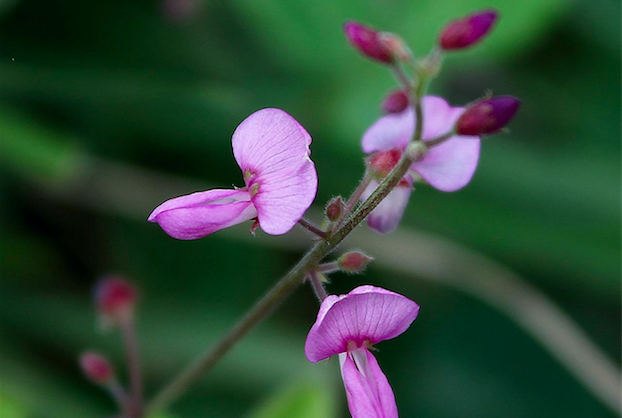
308, 270, 328, 302
298, 217, 327, 238
334, 173, 372, 231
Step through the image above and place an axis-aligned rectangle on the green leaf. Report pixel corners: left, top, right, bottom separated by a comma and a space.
247, 378, 338, 418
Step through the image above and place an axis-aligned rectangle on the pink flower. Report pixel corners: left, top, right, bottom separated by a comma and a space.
305, 285, 420, 418
360, 96, 481, 233
149, 109, 318, 239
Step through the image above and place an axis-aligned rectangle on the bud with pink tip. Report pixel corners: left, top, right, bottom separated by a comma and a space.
455, 96, 521, 136
94, 276, 137, 325
338, 251, 374, 273
343, 21, 394, 64
367, 148, 403, 179
80, 352, 114, 385
325, 196, 345, 222
381, 90, 410, 114
439, 10, 498, 50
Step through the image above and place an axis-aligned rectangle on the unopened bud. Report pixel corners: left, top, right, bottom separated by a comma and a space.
338, 251, 373, 273
456, 96, 521, 136
381, 90, 410, 114
439, 10, 498, 51
343, 21, 394, 64
378, 32, 412, 62
94, 276, 137, 325
367, 149, 402, 178
80, 352, 114, 385
325, 196, 345, 222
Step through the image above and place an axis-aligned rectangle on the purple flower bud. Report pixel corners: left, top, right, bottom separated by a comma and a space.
456, 96, 521, 135
338, 251, 374, 273
381, 90, 410, 114
80, 352, 114, 385
325, 196, 345, 222
343, 21, 394, 64
94, 276, 137, 325
439, 10, 498, 50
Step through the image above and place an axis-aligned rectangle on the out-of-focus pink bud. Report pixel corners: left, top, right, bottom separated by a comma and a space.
338, 251, 374, 273
80, 352, 114, 385
439, 10, 498, 50
367, 149, 403, 178
381, 90, 410, 114
455, 96, 521, 135
94, 276, 137, 324
325, 196, 345, 222
343, 21, 394, 64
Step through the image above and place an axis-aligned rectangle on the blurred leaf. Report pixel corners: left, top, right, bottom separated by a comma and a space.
0, 393, 30, 418
0, 105, 83, 182
247, 378, 337, 418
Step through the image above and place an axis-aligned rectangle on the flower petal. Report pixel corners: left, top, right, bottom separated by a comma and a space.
412, 134, 480, 192
362, 108, 415, 153
421, 96, 455, 139
360, 180, 412, 234
305, 285, 420, 362
148, 189, 257, 240
252, 158, 318, 235
232, 108, 318, 235
339, 350, 398, 418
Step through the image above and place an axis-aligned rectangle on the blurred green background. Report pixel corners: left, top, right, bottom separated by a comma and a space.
0, 0, 620, 417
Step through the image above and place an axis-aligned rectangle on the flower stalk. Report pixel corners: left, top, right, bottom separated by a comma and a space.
145, 82, 426, 414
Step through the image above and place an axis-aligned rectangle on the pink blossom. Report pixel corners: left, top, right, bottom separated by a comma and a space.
149, 109, 318, 239
305, 285, 420, 418
360, 96, 481, 233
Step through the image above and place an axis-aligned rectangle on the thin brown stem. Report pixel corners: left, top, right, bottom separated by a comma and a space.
298, 218, 327, 239
334, 173, 372, 231
317, 261, 339, 274
308, 271, 328, 301
120, 317, 143, 418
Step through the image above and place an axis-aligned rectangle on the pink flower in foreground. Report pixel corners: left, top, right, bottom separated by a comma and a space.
149, 109, 318, 239
305, 285, 420, 418
360, 96, 481, 233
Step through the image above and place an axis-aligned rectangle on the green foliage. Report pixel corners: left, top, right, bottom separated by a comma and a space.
247, 378, 338, 418
0, 0, 619, 417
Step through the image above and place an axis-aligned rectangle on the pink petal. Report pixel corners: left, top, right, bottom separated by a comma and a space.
362, 108, 415, 153
305, 285, 420, 363
232, 108, 318, 235
339, 349, 398, 418
360, 180, 412, 234
252, 158, 318, 235
412, 134, 480, 192
420, 96, 455, 139
148, 189, 257, 240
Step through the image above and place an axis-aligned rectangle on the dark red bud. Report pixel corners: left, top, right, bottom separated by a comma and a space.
367, 149, 403, 178
456, 96, 521, 136
344, 21, 394, 64
381, 90, 410, 114
338, 251, 374, 273
80, 352, 114, 384
326, 196, 345, 222
94, 276, 137, 322
439, 10, 498, 50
